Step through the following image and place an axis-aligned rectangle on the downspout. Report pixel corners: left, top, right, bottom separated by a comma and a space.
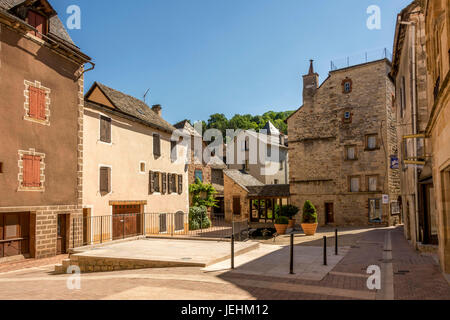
400, 19, 419, 246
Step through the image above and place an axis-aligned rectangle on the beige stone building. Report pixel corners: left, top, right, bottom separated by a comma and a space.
422, 0, 450, 274
227, 121, 289, 185
83, 82, 189, 243
287, 59, 400, 226
391, 1, 438, 250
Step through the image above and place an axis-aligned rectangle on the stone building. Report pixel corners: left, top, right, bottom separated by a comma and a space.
391, 1, 438, 250
0, 0, 91, 260
422, 0, 450, 274
227, 121, 289, 185
287, 59, 400, 226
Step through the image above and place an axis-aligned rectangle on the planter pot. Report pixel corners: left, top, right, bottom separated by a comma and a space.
274, 224, 288, 235
301, 223, 318, 236
288, 219, 296, 229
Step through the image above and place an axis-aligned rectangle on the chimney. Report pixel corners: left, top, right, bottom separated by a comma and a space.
152, 104, 162, 117
302, 59, 319, 105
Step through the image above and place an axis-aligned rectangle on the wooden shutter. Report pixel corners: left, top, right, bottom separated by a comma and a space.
153, 134, 161, 157
167, 173, 172, 194
178, 175, 183, 194
161, 173, 167, 195
22, 155, 34, 187
149, 171, 154, 194
100, 116, 111, 143
32, 156, 41, 187
154, 172, 160, 192
29, 87, 39, 119
100, 167, 109, 193
34, 12, 45, 37
172, 174, 177, 193
37, 89, 46, 120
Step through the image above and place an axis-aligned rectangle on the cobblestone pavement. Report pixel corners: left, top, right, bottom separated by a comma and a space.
0, 227, 448, 300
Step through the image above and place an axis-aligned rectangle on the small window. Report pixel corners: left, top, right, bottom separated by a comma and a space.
279, 160, 284, 171
153, 134, 161, 157
0, 162, 3, 173
345, 146, 357, 160
274, 179, 279, 185
244, 138, 249, 151
342, 78, 353, 93
194, 169, 203, 182
23, 155, 41, 188
99, 167, 111, 194
349, 176, 360, 192
100, 116, 111, 143
367, 175, 378, 192
366, 135, 378, 150
171, 141, 177, 162
27, 10, 47, 39
139, 162, 146, 173
267, 145, 272, 158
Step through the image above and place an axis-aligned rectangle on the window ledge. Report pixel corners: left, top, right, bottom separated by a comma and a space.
364, 147, 380, 151
18, 186, 45, 192
98, 140, 113, 146
24, 115, 50, 126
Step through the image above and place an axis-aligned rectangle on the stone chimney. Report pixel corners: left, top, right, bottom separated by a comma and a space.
152, 104, 162, 117
302, 60, 319, 105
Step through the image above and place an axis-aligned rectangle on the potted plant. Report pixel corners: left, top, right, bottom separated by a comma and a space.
280, 205, 299, 228
301, 200, 318, 236
274, 216, 289, 235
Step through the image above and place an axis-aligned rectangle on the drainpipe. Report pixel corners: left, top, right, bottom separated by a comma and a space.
399, 19, 419, 247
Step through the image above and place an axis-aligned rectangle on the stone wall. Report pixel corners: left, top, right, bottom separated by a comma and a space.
288, 59, 400, 226
223, 174, 249, 222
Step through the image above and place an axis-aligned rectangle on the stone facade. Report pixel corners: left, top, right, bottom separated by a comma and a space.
391, 2, 438, 249
288, 59, 400, 226
422, 0, 450, 273
223, 173, 250, 222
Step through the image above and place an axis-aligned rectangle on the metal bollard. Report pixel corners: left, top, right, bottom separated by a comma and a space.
335, 229, 338, 255
290, 233, 294, 274
323, 236, 327, 266
231, 234, 235, 269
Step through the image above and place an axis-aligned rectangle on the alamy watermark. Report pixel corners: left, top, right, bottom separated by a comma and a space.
66, 265, 81, 290
366, 265, 381, 290
66, 5, 81, 30
367, 5, 381, 30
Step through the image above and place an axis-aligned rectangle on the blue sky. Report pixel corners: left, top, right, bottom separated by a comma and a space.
52, 0, 412, 124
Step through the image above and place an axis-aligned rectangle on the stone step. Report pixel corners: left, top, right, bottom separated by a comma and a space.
54, 264, 65, 274
62, 259, 71, 268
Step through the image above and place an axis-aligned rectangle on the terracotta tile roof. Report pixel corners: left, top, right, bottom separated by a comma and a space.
86, 82, 176, 133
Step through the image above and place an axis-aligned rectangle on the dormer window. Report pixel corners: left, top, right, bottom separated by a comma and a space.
27, 10, 47, 39
342, 78, 353, 94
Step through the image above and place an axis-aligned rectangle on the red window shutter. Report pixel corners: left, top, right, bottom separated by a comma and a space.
32, 156, 41, 187
27, 11, 46, 38
37, 89, 46, 120
22, 155, 33, 187
34, 13, 45, 37
29, 87, 39, 118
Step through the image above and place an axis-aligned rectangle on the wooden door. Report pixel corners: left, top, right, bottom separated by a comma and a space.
112, 205, 141, 240
57, 214, 67, 254
232, 197, 241, 216
0, 213, 30, 258
325, 203, 334, 224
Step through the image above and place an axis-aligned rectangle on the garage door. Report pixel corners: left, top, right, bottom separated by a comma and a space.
112, 205, 142, 240
0, 213, 30, 258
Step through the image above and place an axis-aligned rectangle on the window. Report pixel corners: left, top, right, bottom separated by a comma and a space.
100, 116, 111, 143
343, 111, 352, 123
178, 175, 183, 194
0, 162, 3, 173
194, 170, 203, 182
153, 134, 161, 157
342, 78, 353, 93
366, 135, 378, 150
267, 145, 272, 158
345, 146, 357, 160
367, 175, 378, 192
154, 172, 160, 193
29, 86, 46, 121
349, 176, 360, 192
23, 155, 41, 187
27, 10, 47, 39
99, 167, 111, 194
175, 212, 184, 231
244, 138, 249, 151
274, 179, 279, 185
391, 201, 400, 216
171, 174, 177, 193
161, 173, 167, 194
369, 199, 382, 223
279, 160, 284, 171
139, 162, 146, 173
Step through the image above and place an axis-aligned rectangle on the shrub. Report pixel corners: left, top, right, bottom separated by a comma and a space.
279, 205, 300, 219
274, 216, 289, 225
302, 201, 318, 223
189, 206, 211, 230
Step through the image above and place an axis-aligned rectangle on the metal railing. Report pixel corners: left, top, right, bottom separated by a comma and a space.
330, 48, 392, 71
72, 213, 249, 248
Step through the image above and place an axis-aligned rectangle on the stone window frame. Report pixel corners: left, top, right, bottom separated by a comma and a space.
24, 80, 51, 126
17, 148, 46, 192
342, 78, 353, 94
348, 175, 361, 193
344, 145, 358, 161
365, 134, 380, 151
342, 110, 353, 123
366, 174, 380, 192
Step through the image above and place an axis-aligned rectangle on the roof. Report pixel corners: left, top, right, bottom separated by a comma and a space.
85, 82, 176, 133
262, 121, 280, 136
247, 184, 290, 198
223, 169, 263, 192
0, 0, 76, 46
173, 120, 202, 137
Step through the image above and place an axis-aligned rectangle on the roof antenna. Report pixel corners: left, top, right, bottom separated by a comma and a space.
143, 88, 150, 104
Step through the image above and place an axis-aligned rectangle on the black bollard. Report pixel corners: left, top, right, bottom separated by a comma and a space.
290, 233, 294, 274
231, 234, 235, 269
335, 229, 338, 255
323, 236, 327, 266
